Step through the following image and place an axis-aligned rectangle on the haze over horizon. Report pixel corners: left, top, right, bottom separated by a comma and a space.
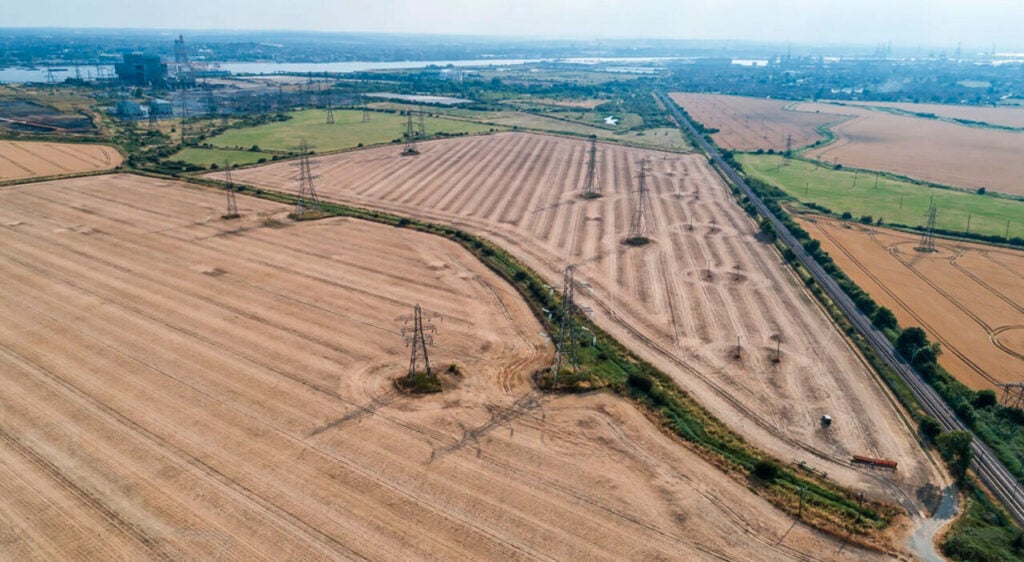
6, 0, 1024, 51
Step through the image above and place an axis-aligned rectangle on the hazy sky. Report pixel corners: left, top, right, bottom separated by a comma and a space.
7, 0, 1024, 49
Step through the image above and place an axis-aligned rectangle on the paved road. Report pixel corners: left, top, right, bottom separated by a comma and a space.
657, 91, 1024, 526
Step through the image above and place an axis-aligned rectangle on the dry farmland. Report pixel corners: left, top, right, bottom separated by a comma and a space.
844, 100, 1024, 129
0, 140, 122, 182
799, 216, 1024, 391
670, 93, 839, 151
0, 174, 887, 560
219, 132, 946, 506
795, 102, 1024, 196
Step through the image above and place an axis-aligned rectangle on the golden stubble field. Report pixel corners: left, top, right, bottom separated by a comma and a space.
671, 93, 1024, 195
218, 132, 947, 508
0, 174, 891, 560
795, 102, 1024, 196
0, 140, 122, 182
670, 93, 839, 151
799, 216, 1024, 391
844, 100, 1024, 128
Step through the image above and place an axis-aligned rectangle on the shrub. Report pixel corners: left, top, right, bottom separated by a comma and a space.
752, 459, 781, 482
974, 390, 998, 410
920, 417, 942, 442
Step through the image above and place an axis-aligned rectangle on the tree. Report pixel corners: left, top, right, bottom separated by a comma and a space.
919, 417, 942, 442
896, 327, 930, 359
936, 431, 973, 482
973, 389, 998, 409
872, 306, 899, 331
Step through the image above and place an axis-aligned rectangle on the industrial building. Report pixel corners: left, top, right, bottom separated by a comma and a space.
114, 53, 167, 86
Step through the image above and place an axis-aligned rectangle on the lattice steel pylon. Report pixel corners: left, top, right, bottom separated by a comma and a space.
917, 198, 938, 252
627, 158, 651, 242
361, 95, 371, 122
293, 141, 322, 216
223, 161, 239, 219
399, 304, 441, 378
1000, 383, 1024, 409
582, 136, 601, 198
325, 95, 335, 124
402, 111, 419, 155
552, 266, 583, 384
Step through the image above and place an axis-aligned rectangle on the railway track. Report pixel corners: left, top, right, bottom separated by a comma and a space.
658, 90, 1024, 527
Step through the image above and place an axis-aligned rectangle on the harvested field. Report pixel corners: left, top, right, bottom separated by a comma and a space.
670, 93, 838, 151
796, 102, 1024, 196
0, 174, 883, 560
0, 140, 121, 182
843, 101, 1024, 129
798, 216, 1024, 391
219, 132, 946, 509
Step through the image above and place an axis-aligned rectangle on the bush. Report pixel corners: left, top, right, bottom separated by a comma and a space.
841, 211, 853, 220
752, 459, 781, 482
920, 417, 942, 442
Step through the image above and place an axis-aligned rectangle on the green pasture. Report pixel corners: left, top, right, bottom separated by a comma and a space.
738, 154, 1024, 239
206, 109, 498, 153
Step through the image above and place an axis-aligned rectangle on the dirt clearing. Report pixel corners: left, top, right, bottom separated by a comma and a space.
798, 216, 1024, 391
0, 140, 121, 182
219, 132, 946, 513
0, 174, 883, 560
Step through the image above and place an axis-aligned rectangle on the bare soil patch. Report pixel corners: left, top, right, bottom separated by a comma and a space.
219, 132, 946, 513
670, 93, 838, 151
799, 216, 1024, 391
0, 140, 122, 182
0, 174, 886, 559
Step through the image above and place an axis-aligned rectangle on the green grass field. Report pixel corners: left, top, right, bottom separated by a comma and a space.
739, 154, 1024, 239
168, 147, 270, 169
206, 109, 499, 153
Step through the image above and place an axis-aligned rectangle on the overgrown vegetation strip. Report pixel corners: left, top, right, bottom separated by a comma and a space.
185, 173, 900, 550
658, 90, 1024, 529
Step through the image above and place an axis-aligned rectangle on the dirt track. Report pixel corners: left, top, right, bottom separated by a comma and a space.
0, 174, 889, 560
799, 216, 1024, 391
0, 140, 122, 181
670, 93, 837, 151
220, 132, 946, 508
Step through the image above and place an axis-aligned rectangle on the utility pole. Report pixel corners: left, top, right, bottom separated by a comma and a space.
626, 158, 651, 245
222, 161, 239, 219
293, 140, 322, 217
582, 136, 601, 198
402, 112, 419, 156
916, 198, 937, 253
399, 304, 441, 378
552, 265, 587, 385
178, 93, 189, 145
